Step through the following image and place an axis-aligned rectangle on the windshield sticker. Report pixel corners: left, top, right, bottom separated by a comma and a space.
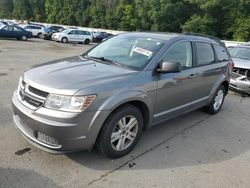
133, 47, 153, 57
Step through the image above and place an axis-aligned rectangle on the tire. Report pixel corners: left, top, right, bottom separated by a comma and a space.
37, 33, 42, 38
41, 34, 45, 39
205, 85, 226, 114
84, 39, 90, 44
20, 35, 27, 41
61, 37, 68, 43
96, 104, 143, 158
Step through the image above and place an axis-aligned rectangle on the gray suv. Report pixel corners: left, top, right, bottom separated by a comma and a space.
12, 32, 232, 158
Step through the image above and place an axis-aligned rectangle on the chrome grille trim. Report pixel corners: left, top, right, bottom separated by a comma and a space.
18, 79, 49, 109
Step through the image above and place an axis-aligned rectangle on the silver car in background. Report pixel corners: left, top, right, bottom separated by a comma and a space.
52, 28, 92, 44
228, 45, 250, 94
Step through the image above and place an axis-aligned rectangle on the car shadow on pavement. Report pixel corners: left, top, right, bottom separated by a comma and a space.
67, 94, 250, 171
0, 167, 61, 188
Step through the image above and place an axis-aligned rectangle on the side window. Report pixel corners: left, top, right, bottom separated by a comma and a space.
195, 42, 215, 66
163, 41, 193, 68
68, 30, 76, 34
213, 44, 229, 62
3, 26, 11, 31
79, 30, 85, 35
13, 27, 22, 32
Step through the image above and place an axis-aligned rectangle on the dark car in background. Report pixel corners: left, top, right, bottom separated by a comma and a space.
41, 25, 64, 40
92, 32, 113, 43
0, 25, 33, 41
228, 45, 250, 94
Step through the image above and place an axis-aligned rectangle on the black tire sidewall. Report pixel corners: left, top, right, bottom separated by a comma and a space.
21, 35, 27, 41
207, 85, 226, 114
61, 37, 68, 43
98, 105, 143, 158
84, 39, 90, 44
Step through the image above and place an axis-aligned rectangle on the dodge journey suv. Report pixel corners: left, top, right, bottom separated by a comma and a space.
12, 32, 232, 158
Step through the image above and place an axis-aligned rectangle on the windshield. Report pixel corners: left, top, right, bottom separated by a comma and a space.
229, 47, 250, 61
62, 29, 70, 33
86, 35, 165, 70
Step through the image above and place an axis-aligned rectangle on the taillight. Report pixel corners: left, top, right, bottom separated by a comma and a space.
230, 59, 234, 69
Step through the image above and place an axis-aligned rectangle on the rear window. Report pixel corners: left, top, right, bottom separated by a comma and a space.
214, 45, 229, 62
196, 42, 215, 66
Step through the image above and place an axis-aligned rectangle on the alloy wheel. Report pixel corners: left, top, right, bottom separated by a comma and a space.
110, 115, 138, 151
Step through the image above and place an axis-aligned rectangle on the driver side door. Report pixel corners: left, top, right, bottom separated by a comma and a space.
154, 41, 197, 123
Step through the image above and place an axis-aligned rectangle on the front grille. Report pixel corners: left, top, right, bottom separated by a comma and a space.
28, 85, 49, 98
18, 79, 49, 109
24, 95, 43, 107
233, 67, 250, 78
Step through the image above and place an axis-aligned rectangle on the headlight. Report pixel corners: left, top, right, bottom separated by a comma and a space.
44, 94, 96, 112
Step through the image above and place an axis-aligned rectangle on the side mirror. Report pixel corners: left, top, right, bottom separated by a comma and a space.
157, 61, 182, 73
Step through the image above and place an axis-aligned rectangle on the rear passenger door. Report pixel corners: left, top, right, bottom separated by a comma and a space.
191, 42, 228, 100
77, 30, 85, 41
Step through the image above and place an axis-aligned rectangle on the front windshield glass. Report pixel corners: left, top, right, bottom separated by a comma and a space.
62, 29, 70, 33
229, 47, 250, 61
86, 35, 165, 70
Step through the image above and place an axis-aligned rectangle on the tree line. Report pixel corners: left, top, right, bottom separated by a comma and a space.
0, 0, 249, 41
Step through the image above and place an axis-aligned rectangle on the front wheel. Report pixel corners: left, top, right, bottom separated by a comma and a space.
61, 37, 68, 43
20, 35, 27, 41
96, 105, 143, 158
205, 85, 226, 114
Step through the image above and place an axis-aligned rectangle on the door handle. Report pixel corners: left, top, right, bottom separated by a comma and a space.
215, 68, 221, 72
188, 73, 198, 78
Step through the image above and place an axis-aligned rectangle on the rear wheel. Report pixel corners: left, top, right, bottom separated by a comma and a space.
61, 37, 68, 43
96, 105, 143, 158
84, 39, 90, 44
37, 33, 42, 38
205, 85, 226, 114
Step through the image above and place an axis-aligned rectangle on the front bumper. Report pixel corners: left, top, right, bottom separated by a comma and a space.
230, 72, 250, 94
51, 35, 60, 41
12, 91, 109, 153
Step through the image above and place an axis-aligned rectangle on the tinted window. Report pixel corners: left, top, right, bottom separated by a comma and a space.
77, 30, 85, 35
196, 42, 215, 66
163, 41, 193, 68
13, 26, 22, 32
214, 45, 229, 62
34, 26, 41, 29
2, 26, 12, 31
78, 30, 90, 35
68, 30, 77, 34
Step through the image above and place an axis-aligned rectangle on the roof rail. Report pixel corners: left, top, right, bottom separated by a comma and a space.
183, 32, 225, 46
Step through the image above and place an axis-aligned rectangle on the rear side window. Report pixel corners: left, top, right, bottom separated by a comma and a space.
213, 45, 229, 62
195, 42, 215, 66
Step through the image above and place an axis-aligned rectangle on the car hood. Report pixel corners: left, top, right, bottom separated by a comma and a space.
232, 58, 250, 69
23, 56, 138, 95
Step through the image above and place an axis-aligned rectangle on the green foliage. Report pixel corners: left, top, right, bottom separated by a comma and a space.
0, 0, 13, 18
0, 0, 249, 41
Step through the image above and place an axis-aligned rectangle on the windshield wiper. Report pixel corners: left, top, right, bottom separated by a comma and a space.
87, 56, 122, 67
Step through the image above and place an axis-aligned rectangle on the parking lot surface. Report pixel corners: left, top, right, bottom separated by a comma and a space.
0, 39, 250, 188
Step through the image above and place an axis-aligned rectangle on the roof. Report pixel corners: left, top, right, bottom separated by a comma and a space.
120, 32, 221, 45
